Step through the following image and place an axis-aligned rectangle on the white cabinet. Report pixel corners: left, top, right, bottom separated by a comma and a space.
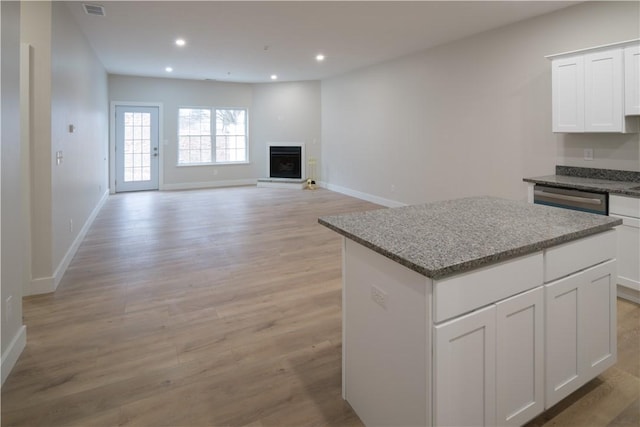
552, 55, 584, 132
610, 195, 640, 303
341, 230, 616, 427
545, 260, 617, 408
549, 40, 640, 133
496, 287, 544, 426
434, 305, 496, 427
625, 45, 640, 115
432, 254, 543, 427
434, 286, 545, 427
584, 49, 623, 132
551, 48, 625, 132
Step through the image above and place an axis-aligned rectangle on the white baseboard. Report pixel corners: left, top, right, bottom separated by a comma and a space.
25, 190, 109, 296
318, 181, 406, 208
617, 284, 640, 304
257, 181, 307, 190
162, 179, 257, 191
24, 276, 55, 296
1, 325, 26, 387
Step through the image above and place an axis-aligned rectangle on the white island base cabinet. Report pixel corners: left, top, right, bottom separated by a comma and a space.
434, 305, 496, 427
545, 259, 617, 408
341, 230, 617, 427
496, 287, 545, 426
434, 286, 545, 427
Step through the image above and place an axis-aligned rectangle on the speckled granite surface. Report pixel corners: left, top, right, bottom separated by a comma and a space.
556, 166, 640, 182
318, 196, 621, 280
524, 166, 640, 197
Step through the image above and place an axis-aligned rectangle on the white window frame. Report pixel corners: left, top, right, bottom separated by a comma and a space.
177, 106, 249, 166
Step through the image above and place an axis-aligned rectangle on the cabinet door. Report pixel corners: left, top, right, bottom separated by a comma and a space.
582, 260, 617, 379
552, 55, 585, 132
612, 216, 640, 291
496, 287, 544, 426
584, 48, 623, 132
625, 45, 640, 115
545, 271, 583, 407
545, 259, 617, 408
434, 305, 496, 427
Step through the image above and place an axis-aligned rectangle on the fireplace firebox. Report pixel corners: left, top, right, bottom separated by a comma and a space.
269, 145, 302, 179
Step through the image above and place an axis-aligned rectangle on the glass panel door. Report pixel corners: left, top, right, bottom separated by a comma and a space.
115, 105, 159, 192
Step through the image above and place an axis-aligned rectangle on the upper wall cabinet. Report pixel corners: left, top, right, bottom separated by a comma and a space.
552, 55, 585, 132
625, 45, 640, 115
548, 40, 640, 133
584, 49, 623, 132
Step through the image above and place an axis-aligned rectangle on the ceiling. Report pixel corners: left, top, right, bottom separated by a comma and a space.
66, 1, 581, 83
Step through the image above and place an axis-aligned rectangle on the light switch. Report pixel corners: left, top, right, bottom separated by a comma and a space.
56, 150, 63, 165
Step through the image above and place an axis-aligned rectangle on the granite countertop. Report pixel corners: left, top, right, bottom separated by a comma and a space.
523, 166, 640, 197
318, 196, 621, 280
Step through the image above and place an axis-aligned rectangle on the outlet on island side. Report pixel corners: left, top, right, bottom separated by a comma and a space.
371, 285, 387, 309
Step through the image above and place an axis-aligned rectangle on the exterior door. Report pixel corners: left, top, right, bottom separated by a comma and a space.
115, 105, 159, 192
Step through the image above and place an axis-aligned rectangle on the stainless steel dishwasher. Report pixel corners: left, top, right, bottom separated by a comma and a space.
533, 184, 608, 215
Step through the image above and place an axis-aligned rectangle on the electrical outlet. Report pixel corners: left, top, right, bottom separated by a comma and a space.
69, 219, 74, 233
584, 148, 594, 161
371, 285, 387, 309
390, 184, 396, 193
213, 169, 218, 176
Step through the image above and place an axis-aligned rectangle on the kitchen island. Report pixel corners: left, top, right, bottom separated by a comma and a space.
319, 196, 622, 427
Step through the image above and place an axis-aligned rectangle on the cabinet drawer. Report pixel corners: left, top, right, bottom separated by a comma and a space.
544, 230, 616, 282
610, 195, 640, 218
433, 253, 543, 323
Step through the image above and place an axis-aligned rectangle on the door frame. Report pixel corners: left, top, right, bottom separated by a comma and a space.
109, 101, 164, 194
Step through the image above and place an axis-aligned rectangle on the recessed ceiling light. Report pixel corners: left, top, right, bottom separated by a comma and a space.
270, 74, 278, 80
165, 67, 173, 72
175, 38, 186, 47
316, 54, 325, 62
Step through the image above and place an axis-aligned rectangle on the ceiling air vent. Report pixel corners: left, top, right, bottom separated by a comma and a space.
83, 3, 105, 17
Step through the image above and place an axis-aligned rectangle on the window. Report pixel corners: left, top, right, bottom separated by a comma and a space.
178, 107, 247, 165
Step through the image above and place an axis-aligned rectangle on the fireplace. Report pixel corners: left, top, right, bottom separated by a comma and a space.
268, 143, 305, 179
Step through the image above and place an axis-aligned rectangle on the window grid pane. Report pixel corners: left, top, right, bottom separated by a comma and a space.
178, 108, 247, 165
123, 112, 152, 182
214, 109, 247, 163
178, 108, 212, 164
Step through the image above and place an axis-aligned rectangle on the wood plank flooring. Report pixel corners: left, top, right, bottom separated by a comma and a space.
1, 186, 638, 427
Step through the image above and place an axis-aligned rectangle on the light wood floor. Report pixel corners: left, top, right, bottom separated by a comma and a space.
1, 187, 638, 427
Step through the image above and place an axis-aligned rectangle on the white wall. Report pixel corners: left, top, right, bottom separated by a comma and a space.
20, 2, 109, 295
252, 81, 321, 178
558, 133, 639, 172
21, 1, 53, 286
321, 1, 640, 206
1, 0, 27, 385
51, 2, 109, 276
108, 76, 321, 189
